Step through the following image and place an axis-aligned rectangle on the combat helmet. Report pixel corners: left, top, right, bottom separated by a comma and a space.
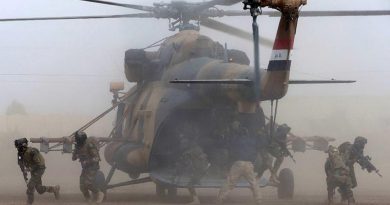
354, 136, 367, 145
75, 131, 88, 146
275, 124, 291, 141
353, 136, 367, 150
277, 124, 291, 134
14, 137, 28, 148
327, 145, 339, 157
14, 138, 28, 152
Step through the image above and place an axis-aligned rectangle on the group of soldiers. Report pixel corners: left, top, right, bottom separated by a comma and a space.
14, 120, 378, 205
14, 131, 104, 204
173, 117, 293, 205
174, 115, 378, 205
325, 136, 381, 205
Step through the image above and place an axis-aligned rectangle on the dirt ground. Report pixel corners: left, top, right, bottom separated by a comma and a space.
0, 183, 389, 205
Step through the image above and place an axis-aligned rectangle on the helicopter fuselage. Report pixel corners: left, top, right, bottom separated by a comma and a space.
103, 9, 297, 178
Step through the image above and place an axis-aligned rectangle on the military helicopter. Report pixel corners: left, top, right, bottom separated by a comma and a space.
4, 0, 390, 201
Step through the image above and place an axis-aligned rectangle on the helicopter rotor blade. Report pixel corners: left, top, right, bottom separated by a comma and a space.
298, 10, 390, 17
259, 10, 390, 17
211, 10, 390, 17
0, 13, 154, 22
80, 0, 154, 12
202, 0, 242, 6
195, 0, 242, 12
200, 18, 273, 48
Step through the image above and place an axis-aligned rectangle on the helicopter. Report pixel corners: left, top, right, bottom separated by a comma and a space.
3, 0, 390, 201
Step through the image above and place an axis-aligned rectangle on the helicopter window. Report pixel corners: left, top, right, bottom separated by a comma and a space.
124, 49, 166, 82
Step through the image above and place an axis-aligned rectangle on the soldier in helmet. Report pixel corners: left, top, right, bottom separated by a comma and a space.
338, 136, 369, 189
14, 138, 60, 205
72, 131, 104, 203
216, 120, 262, 205
267, 124, 291, 184
325, 145, 354, 205
175, 130, 210, 204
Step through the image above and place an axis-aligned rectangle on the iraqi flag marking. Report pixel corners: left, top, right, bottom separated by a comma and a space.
271, 49, 292, 61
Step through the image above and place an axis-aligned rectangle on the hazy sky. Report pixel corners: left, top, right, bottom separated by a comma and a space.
0, 0, 389, 114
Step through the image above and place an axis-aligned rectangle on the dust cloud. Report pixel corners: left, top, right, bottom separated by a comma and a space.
264, 95, 390, 196
1, 95, 389, 203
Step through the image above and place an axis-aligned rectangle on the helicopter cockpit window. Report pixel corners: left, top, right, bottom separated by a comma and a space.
125, 49, 162, 82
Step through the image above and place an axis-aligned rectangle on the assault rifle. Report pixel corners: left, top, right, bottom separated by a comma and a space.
280, 143, 296, 163
357, 155, 382, 177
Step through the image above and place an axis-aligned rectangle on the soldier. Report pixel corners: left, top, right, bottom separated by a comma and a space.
267, 124, 291, 184
175, 134, 210, 204
325, 145, 354, 205
14, 138, 60, 205
72, 131, 104, 203
216, 121, 262, 205
338, 136, 368, 189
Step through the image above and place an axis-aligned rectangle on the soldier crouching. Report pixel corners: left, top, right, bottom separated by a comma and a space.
72, 131, 104, 203
325, 145, 354, 205
14, 138, 60, 205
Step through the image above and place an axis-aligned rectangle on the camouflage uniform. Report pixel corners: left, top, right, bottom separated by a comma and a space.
175, 137, 209, 204
72, 136, 102, 202
325, 146, 354, 205
338, 136, 368, 189
16, 143, 59, 205
267, 124, 290, 183
216, 121, 262, 205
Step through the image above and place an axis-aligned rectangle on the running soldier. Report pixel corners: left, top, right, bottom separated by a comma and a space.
72, 131, 104, 203
175, 134, 210, 204
267, 124, 292, 184
338, 136, 367, 188
14, 138, 60, 205
325, 145, 354, 205
216, 121, 262, 205
338, 136, 381, 190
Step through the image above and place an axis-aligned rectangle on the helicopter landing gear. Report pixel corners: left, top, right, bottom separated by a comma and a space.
277, 168, 294, 199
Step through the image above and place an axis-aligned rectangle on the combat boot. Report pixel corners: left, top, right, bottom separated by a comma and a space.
268, 173, 280, 185
347, 197, 356, 205
338, 188, 347, 202
53, 185, 60, 200
327, 190, 334, 205
95, 191, 105, 204
189, 197, 200, 204
327, 196, 334, 205
215, 197, 223, 204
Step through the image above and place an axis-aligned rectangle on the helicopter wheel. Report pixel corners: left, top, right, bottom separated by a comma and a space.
277, 168, 294, 199
155, 183, 178, 201
155, 183, 166, 199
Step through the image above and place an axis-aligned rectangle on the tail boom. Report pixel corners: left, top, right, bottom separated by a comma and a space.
262, 9, 299, 100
